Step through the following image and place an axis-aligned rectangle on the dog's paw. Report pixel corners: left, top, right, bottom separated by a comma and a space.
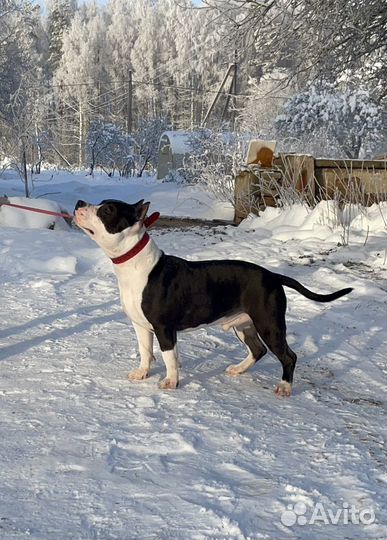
158, 377, 179, 390
274, 381, 292, 397
225, 364, 243, 376
127, 368, 149, 381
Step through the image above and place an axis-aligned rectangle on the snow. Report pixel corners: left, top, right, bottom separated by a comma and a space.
0, 169, 233, 223
0, 170, 386, 539
0, 197, 70, 231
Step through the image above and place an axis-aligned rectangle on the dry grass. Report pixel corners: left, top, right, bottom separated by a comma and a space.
234, 158, 387, 245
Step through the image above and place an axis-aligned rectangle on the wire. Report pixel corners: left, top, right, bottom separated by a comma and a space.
27, 76, 285, 99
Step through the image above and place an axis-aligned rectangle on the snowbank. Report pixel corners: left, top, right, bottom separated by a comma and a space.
0, 197, 70, 230
26, 255, 77, 274
349, 202, 387, 233
241, 200, 387, 241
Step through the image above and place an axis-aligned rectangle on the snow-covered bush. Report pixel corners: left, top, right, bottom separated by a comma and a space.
86, 120, 134, 176
275, 83, 385, 159
183, 129, 249, 204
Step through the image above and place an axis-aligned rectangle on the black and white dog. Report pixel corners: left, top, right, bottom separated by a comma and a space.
74, 198, 352, 396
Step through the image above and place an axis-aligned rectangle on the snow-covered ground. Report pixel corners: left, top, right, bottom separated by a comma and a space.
0, 169, 234, 222
0, 170, 386, 539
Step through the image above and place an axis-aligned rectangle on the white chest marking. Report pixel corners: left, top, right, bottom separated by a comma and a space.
113, 241, 161, 330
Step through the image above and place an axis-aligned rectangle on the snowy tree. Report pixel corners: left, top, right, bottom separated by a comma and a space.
105, 0, 231, 130
46, 0, 77, 74
86, 119, 133, 176
105, 0, 140, 130
0, 0, 40, 121
275, 83, 385, 158
0, 0, 48, 181
204, 0, 387, 105
53, 2, 112, 165
129, 1, 159, 120
184, 129, 248, 199
55, 2, 111, 101
106, 0, 137, 76
168, 2, 230, 128
238, 69, 293, 136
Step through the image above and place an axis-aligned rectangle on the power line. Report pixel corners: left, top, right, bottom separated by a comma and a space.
25, 77, 288, 99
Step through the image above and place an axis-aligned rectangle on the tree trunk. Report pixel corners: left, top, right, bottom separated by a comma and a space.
79, 103, 83, 168
21, 138, 30, 198
35, 125, 42, 174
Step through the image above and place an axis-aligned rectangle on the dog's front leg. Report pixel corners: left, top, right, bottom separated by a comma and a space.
128, 322, 155, 381
154, 326, 179, 389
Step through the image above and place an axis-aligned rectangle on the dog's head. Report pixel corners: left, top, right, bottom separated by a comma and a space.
74, 199, 150, 256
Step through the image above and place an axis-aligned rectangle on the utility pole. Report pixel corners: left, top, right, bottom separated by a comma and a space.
220, 66, 236, 125
201, 64, 234, 127
127, 69, 133, 133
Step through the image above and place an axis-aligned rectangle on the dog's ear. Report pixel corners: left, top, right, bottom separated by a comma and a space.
135, 200, 150, 222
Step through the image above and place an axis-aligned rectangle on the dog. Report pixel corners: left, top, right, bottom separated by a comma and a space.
74, 198, 352, 396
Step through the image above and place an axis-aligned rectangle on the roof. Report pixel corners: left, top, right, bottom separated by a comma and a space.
159, 131, 193, 155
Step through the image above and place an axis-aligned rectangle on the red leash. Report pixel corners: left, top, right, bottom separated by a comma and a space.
2, 202, 160, 230
1, 201, 160, 265
1, 202, 73, 219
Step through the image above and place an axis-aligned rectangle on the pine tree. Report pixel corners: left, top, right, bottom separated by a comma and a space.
53, 2, 111, 165
46, 0, 77, 75
0, 0, 46, 172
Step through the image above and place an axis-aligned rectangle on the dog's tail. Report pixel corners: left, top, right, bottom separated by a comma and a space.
278, 274, 353, 303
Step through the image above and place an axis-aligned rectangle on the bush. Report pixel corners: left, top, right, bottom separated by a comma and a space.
86, 120, 134, 176
183, 129, 249, 203
275, 83, 385, 158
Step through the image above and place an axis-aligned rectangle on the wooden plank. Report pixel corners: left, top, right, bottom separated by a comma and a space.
315, 158, 387, 170
274, 154, 315, 203
316, 167, 387, 205
234, 171, 257, 224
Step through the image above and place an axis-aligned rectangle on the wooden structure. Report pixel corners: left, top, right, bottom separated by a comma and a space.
314, 159, 387, 206
234, 151, 387, 224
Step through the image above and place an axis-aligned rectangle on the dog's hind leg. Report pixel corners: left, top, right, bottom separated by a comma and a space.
255, 323, 297, 396
226, 325, 267, 376
274, 345, 297, 397
249, 287, 297, 396
128, 322, 155, 381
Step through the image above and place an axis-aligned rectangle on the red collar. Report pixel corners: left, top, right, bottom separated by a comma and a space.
110, 212, 160, 265
111, 233, 150, 264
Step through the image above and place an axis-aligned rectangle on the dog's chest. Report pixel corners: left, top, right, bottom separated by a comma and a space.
113, 251, 159, 330
116, 270, 153, 328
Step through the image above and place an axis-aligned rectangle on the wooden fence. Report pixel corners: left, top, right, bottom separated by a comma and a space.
234, 154, 387, 224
